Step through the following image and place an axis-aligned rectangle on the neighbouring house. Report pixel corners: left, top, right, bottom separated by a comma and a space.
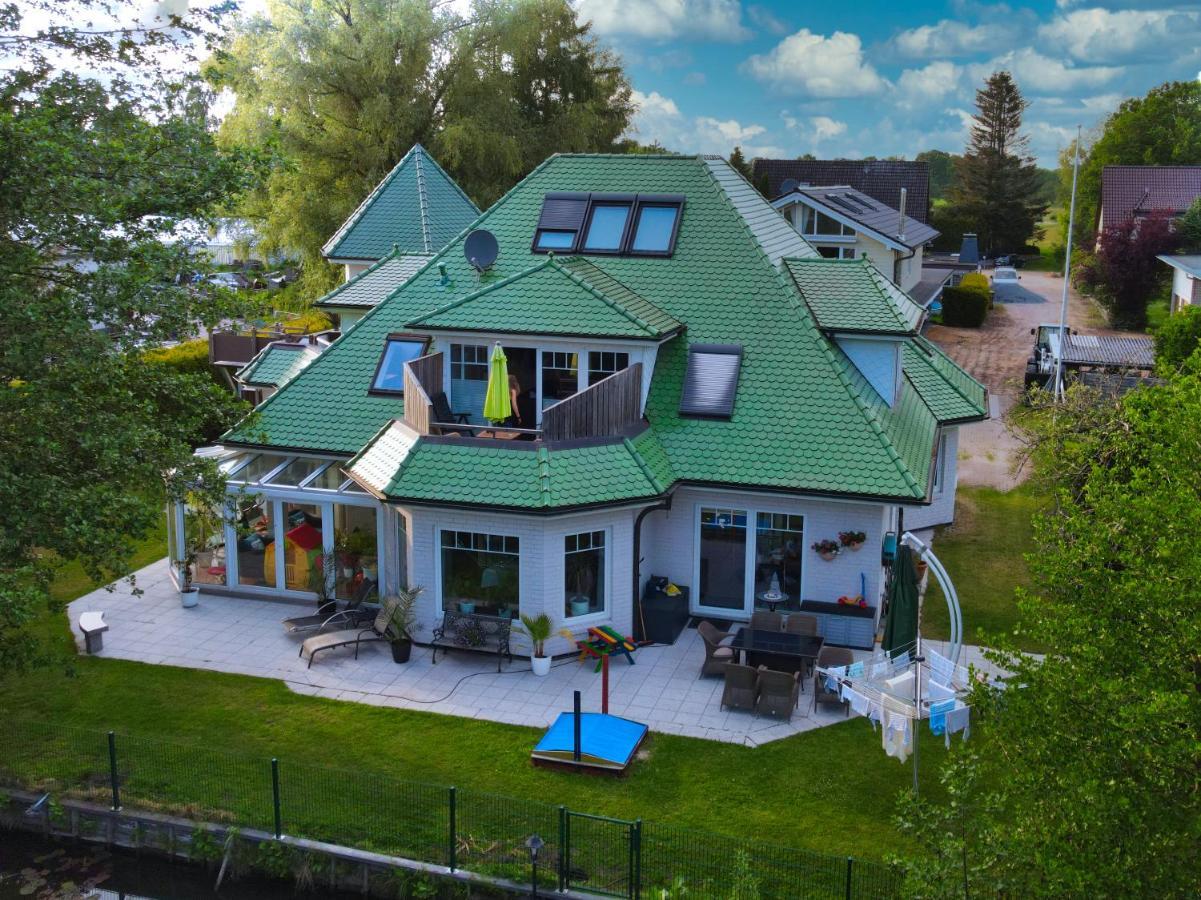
172, 153, 985, 658
236, 341, 321, 405
752, 159, 931, 224
769, 183, 939, 294
1157, 255, 1201, 314
1099, 166, 1201, 239
317, 144, 480, 331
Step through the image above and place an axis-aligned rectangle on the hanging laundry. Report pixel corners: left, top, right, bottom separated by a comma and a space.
927, 647, 957, 684
890, 650, 911, 669
867, 700, 883, 731
822, 665, 847, 694
944, 704, 971, 748
869, 660, 891, 680
927, 680, 956, 701
881, 697, 912, 763
843, 687, 871, 717
846, 661, 865, 678
928, 699, 956, 736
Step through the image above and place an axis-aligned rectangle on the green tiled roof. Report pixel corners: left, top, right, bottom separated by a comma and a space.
784, 257, 923, 334
406, 255, 681, 339
903, 337, 989, 423
322, 144, 479, 261
230, 153, 986, 503
346, 421, 666, 510
316, 249, 431, 309
237, 343, 318, 389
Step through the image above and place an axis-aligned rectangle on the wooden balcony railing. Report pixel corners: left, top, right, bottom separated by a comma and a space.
542, 363, 643, 441
402, 352, 444, 434
209, 327, 339, 368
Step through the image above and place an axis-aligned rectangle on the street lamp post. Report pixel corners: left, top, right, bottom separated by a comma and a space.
525, 833, 544, 898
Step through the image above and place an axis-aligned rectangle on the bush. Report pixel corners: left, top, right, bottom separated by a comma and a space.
1154, 305, 1201, 371
941, 278, 991, 327
960, 272, 993, 309
143, 339, 210, 375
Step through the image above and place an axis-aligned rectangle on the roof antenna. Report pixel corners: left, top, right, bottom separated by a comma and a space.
437, 263, 449, 287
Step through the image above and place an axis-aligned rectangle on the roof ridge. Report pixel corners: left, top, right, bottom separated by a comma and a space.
623, 436, 664, 494
555, 257, 659, 337
314, 245, 405, 305
412, 143, 481, 215
862, 261, 920, 332
910, 336, 987, 407
408, 257, 558, 323
413, 151, 433, 253
536, 445, 552, 506
321, 145, 420, 258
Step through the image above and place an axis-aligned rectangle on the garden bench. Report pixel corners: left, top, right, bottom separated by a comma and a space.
78, 611, 108, 654
430, 611, 513, 672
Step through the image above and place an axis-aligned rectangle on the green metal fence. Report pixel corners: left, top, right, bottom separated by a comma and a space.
0, 720, 900, 899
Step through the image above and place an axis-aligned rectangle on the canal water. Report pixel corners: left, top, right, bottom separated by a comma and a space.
0, 830, 363, 899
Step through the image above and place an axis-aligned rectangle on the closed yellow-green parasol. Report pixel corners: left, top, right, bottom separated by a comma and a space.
483, 342, 510, 424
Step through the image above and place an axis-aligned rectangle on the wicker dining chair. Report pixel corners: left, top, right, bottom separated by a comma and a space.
756, 666, 801, 720
813, 646, 855, 714
750, 610, 782, 631
697, 620, 736, 678
720, 663, 759, 713
784, 614, 818, 636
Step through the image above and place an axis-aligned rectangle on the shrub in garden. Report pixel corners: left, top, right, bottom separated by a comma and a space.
941, 281, 991, 327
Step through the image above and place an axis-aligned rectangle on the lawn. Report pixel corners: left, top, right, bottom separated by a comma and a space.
0, 534, 952, 867
922, 485, 1043, 651
1023, 207, 1063, 272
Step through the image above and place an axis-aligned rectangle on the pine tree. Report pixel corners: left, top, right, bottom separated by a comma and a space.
728, 146, 752, 180
952, 71, 1045, 255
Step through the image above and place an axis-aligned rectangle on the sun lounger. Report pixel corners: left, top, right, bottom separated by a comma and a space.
300, 597, 397, 668
282, 578, 377, 635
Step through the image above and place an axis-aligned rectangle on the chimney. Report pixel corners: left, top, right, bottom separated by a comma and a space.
898, 188, 907, 243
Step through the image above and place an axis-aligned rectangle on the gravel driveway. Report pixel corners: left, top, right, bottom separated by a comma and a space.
924, 270, 1136, 488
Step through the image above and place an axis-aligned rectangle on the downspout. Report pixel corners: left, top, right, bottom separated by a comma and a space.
893, 187, 916, 287
632, 495, 672, 643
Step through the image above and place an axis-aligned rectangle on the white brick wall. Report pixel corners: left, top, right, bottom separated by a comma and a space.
639, 487, 893, 614
402, 503, 636, 657
904, 427, 959, 530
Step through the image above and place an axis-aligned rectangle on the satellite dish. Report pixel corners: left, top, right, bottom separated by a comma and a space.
779, 178, 800, 196
464, 229, 499, 271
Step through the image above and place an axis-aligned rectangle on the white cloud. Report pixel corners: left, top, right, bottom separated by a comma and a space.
808, 116, 847, 142
743, 29, 888, 97
975, 49, 1121, 94
626, 89, 778, 155
896, 61, 963, 109
747, 4, 789, 36
1039, 9, 1200, 63
891, 19, 1006, 59
683, 71, 707, 86
574, 0, 749, 42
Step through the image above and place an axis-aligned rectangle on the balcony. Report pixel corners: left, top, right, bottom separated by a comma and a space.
209, 323, 339, 368
403, 352, 643, 443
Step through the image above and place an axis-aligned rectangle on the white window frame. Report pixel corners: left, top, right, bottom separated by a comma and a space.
692, 503, 805, 619
933, 432, 948, 494
562, 527, 612, 625
434, 528, 522, 618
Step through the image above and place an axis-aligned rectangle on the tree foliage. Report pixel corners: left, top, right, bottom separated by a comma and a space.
951, 71, 1046, 255
0, 2, 255, 669
1068, 80, 1201, 245
1154, 305, 1201, 372
1178, 196, 1201, 251
728, 146, 752, 180
898, 369, 1201, 897
210, 0, 633, 288
1073, 211, 1178, 327
916, 149, 959, 201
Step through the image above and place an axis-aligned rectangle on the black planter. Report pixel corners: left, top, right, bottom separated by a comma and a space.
390, 639, 412, 663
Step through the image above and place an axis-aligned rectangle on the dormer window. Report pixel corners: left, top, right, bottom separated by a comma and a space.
369, 333, 430, 394
680, 344, 742, 419
533, 193, 684, 257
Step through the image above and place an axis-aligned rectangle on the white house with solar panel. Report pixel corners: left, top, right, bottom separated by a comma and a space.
172, 148, 986, 664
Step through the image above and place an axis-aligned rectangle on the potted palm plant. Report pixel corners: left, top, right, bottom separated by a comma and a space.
384, 588, 422, 663
516, 612, 553, 676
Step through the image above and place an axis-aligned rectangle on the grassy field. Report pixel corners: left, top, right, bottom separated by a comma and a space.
0, 528, 950, 865
1024, 207, 1064, 272
922, 485, 1043, 651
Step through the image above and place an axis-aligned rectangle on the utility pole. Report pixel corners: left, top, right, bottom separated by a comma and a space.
1055, 125, 1082, 400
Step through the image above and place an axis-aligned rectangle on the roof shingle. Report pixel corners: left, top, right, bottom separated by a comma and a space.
1100, 165, 1201, 229
752, 159, 931, 224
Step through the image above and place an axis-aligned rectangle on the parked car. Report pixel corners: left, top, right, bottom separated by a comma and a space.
208, 271, 251, 290
991, 266, 1020, 285
263, 267, 300, 290
995, 255, 1013, 267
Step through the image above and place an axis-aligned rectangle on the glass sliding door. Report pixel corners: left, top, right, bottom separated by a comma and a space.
236, 498, 275, 587
754, 513, 803, 611
333, 504, 379, 601
281, 501, 324, 592
697, 507, 749, 615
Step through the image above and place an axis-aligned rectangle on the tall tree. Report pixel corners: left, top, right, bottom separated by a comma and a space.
952, 71, 1045, 254
210, 0, 632, 288
1074, 211, 1178, 327
728, 146, 752, 180
1067, 80, 1201, 246
916, 149, 959, 201
0, 2, 253, 670
897, 368, 1201, 896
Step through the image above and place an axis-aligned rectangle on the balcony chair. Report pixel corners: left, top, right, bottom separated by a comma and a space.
299, 596, 398, 668
431, 392, 470, 426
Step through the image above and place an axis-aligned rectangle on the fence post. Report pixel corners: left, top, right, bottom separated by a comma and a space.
271, 758, 282, 838
631, 818, 642, 900
448, 786, 457, 871
558, 806, 568, 892
107, 731, 120, 811
845, 855, 854, 900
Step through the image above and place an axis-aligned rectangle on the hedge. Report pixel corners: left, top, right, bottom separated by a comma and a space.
941, 280, 991, 327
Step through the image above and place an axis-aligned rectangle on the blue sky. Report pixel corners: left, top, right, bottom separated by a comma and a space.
574, 1, 1201, 167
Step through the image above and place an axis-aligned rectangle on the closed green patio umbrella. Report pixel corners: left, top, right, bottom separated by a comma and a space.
483, 342, 510, 424
882, 545, 918, 657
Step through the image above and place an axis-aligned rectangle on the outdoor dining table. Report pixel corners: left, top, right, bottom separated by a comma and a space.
729, 627, 824, 687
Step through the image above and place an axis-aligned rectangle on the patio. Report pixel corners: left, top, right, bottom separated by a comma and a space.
66, 559, 1002, 747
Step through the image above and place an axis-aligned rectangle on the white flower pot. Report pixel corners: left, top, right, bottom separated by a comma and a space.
569, 596, 591, 617
180, 587, 199, 609
531, 655, 551, 676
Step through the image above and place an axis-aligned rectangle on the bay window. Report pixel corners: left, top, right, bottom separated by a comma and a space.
440, 530, 520, 619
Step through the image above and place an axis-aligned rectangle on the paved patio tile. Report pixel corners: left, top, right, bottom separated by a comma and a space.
66, 558, 915, 746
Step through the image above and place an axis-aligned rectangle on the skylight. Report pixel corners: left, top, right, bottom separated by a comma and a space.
533, 193, 684, 257
370, 333, 430, 394
679, 344, 742, 419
